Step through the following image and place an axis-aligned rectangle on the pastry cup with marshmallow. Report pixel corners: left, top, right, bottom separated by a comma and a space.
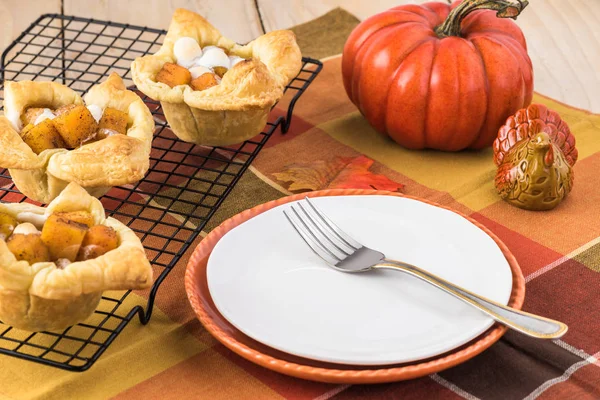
0, 182, 153, 332
0, 73, 154, 203
131, 8, 302, 146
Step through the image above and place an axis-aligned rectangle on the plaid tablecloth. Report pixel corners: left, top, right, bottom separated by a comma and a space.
2, 8, 600, 400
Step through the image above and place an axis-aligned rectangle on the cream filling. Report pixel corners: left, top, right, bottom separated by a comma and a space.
195, 48, 230, 69
13, 222, 40, 235
174, 37, 203, 69
189, 65, 213, 80
33, 108, 56, 125
171, 38, 249, 87
86, 104, 103, 123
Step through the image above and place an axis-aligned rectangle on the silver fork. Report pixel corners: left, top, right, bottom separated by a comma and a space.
283, 197, 567, 339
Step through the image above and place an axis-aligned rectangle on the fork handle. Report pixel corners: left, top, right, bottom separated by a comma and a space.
376, 259, 568, 339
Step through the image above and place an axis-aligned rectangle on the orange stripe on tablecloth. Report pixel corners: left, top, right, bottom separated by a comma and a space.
210, 341, 340, 400
267, 107, 316, 149
470, 213, 564, 277
275, 56, 356, 128
526, 236, 600, 283
113, 348, 282, 400
478, 153, 600, 255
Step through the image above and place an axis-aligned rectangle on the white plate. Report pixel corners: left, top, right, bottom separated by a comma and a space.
207, 195, 513, 366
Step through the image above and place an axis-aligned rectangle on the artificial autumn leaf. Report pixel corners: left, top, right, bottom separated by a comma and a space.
273, 155, 404, 192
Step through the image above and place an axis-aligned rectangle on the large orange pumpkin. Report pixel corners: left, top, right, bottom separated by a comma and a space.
342, 0, 533, 151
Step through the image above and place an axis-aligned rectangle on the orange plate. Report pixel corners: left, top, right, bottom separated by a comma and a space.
185, 189, 525, 384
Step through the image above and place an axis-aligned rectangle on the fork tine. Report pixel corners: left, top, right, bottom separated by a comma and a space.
290, 205, 348, 261
283, 209, 340, 266
304, 197, 362, 250
296, 202, 353, 256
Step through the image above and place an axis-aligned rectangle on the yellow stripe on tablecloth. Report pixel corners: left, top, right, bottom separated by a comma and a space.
318, 112, 499, 211
0, 292, 205, 400
319, 94, 600, 211
114, 348, 283, 400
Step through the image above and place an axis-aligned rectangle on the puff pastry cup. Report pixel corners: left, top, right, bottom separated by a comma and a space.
0, 182, 153, 332
131, 8, 302, 146
0, 73, 154, 204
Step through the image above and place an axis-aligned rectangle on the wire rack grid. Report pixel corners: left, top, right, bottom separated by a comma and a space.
0, 13, 322, 371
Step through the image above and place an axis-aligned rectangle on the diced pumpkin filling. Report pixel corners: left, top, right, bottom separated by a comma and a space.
190, 73, 219, 91
7, 233, 51, 264
41, 214, 89, 261
17, 105, 129, 154
155, 37, 247, 92
21, 120, 67, 154
213, 66, 228, 78
77, 225, 118, 261
52, 105, 99, 148
54, 104, 77, 117
0, 210, 119, 267
98, 107, 129, 139
53, 211, 95, 228
155, 62, 192, 88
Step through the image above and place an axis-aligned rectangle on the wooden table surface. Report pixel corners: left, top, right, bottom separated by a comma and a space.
0, 0, 598, 111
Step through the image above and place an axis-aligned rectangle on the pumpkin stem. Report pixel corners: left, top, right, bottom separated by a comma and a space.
435, 0, 529, 38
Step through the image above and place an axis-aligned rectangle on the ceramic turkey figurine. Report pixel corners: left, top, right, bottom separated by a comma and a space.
493, 104, 578, 211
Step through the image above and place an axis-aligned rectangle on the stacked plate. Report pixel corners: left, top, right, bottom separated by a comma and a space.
185, 190, 524, 384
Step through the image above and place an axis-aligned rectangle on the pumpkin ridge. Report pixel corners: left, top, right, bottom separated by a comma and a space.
485, 34, 528, 113
423, 39, 441, 149
349, 25, 395, 106
384, 39, 437, 148
468, 37, 491, 149
343, 15, 425, 101
468, 32, 532, 68
457, 39, 489, 148
383, 37, 436, 137
471, 35, 529, 148
350, 23, 417, 108
355, 23, 430, 129
442, 39, 466, 151
419, 2, 450, 26
488, 34, 533, 105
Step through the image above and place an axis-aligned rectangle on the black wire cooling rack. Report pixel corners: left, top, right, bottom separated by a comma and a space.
0, 14, 322, 371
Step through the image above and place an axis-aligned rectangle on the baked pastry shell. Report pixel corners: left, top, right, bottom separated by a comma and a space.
0, 183, 153, 332
131, 8, 302, 146
0, 73, 155, 203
